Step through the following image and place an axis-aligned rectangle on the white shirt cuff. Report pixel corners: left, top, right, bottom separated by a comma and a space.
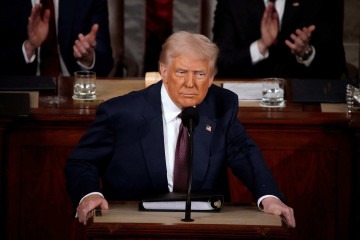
74, 192, 104, 218
22, 41, 36, 63
76, 49, 96, 70
250, 40, 269, 64
257, 195, 279, 211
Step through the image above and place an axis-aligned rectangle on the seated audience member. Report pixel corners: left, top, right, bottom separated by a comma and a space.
213, 0, 346, 79
64, 31, 296, 228
0, 0, 113, 77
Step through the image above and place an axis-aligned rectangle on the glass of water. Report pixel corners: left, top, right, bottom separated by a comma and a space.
72, 71, 96, 100
260, 78, 285, 107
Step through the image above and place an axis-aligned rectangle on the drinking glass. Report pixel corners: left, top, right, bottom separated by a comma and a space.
260, 78, 285, 107
72, 71, 96, 100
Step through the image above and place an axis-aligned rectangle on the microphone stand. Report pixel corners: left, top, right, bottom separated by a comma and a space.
182, 119, 194, 222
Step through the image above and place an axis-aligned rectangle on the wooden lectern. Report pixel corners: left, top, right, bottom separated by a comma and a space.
86, 202, 289, 239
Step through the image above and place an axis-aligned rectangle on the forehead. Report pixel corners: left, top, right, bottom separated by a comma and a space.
171, 54, 209, 70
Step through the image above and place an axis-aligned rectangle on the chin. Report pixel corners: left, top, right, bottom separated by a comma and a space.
178, 97, 201, 108
180, 102, 198, 108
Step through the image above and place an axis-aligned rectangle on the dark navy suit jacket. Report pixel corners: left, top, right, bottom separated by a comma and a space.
213, 0, 346, 79
0, 0, 113, 76
65, 81, 283, 207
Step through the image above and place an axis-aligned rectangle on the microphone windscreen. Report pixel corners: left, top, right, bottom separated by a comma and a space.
181, 107, 199, 129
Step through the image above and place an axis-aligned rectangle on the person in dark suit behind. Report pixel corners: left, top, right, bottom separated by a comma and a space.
64, 31, 296, 228
213, 0, 346, 79
0, 0, 113, 77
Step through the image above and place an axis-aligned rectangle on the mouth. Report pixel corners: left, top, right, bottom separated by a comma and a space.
181, 93, 197, 98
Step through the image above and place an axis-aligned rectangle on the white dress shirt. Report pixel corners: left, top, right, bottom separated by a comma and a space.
161, 84, 182, 192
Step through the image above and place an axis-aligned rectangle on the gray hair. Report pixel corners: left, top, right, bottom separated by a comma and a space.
159, 31, 219, 76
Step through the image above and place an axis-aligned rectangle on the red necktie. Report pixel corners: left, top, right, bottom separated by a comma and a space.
173, 122, 190, 193
40, 0, 61, 77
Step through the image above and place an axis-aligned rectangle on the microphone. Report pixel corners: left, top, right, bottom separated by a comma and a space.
180, 106, 199, 222
180, 106, 200, 134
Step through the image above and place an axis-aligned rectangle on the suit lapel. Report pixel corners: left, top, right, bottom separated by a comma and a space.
281, 0, 302, 34
256, 0, 266, 18
140, 82, 168, 192
58, 0, 77, 51
191, 102, 216, 188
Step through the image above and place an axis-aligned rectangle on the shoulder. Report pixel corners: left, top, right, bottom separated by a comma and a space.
209, 84, 238, 99
98, 81, 162, 112
206, 84, 238, 108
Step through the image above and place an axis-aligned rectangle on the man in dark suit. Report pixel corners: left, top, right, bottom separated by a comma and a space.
65, 31, 296, 228
0, 0, 113, 77
213, 0, 346, 79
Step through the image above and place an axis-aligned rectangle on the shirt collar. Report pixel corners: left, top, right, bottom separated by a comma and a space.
161, 84, 182, 124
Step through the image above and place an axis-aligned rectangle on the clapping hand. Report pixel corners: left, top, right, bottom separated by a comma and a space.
25, 3, 50, 58
73, 23, 99, 67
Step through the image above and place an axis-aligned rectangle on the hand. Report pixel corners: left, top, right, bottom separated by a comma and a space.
285, 25, 316, 58
258, 2, 279, 55
261, 197, 296, 228
73, 23, 99, 67
26, 4, 50, 57
76, 194, 109, 225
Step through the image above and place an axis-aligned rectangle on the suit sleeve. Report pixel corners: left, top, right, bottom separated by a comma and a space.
225, 93, 284, 202
301, 0, 346, 78
0, 2, 37, 75
64, 102, 115, 207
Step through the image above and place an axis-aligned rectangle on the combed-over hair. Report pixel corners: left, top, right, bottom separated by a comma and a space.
159, 31, 219, 76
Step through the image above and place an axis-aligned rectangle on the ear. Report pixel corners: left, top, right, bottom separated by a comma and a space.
159, 64, 167, 83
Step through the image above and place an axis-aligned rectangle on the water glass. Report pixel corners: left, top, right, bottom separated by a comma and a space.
73, 71, 96, 100
261, 78, 285, 107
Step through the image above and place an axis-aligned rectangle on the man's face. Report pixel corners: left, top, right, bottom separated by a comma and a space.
160, 53, 214, 109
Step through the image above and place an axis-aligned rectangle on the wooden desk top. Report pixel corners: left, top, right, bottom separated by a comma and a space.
30, 77, 353, 124
86, 202, 289, 239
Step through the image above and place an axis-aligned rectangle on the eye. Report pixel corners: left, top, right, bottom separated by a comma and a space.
195, 71, 206, 79
176, 70, 186, 76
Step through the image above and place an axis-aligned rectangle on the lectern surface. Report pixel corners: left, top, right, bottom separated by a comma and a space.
93, 202, 282, 226
87, 202, 288, 239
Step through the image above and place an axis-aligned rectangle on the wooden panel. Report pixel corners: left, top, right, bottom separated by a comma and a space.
349, 118, 360, 240
227, 127, 352, 240
0, 120, 11, 240
6, 124, 88, 240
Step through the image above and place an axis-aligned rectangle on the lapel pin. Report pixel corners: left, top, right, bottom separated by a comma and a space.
293, 2, 300, 7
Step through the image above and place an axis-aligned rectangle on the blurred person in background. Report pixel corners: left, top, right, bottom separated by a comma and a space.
0, 0, 113, 77
213, 0, 346, 79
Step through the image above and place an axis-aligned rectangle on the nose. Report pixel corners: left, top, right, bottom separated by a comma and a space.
184, 73, 194, 88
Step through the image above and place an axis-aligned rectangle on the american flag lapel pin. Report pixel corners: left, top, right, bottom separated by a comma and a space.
206, 124, 212, 132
